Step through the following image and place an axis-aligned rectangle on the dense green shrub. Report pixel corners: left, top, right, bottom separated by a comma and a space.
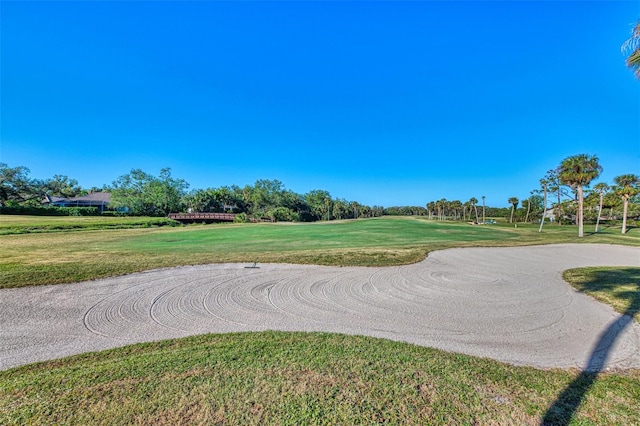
0, 206, 66, 216
233, 213, 249, 223
60, 207, 100, 216
0, 206, 101, 216
268, 207, 300, 222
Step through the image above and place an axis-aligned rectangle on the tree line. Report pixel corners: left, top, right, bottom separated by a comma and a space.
2, 159, 637, 230
424, 154, 639, 236
0, 163, 385, 222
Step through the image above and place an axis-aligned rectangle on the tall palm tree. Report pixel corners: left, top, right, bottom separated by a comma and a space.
623, 21, 640, 79
558, 154, 602, 237
469, 197, 479, 223
481, 195, 486, 224
592, 182, 609, 233
351, 201, 359, 219
613, 174, 640, 234
508, 197, 519, 224
426, 201, 435, 220
524, 193, 533, 223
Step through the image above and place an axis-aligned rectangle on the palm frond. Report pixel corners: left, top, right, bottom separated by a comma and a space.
623, 22, 640, 79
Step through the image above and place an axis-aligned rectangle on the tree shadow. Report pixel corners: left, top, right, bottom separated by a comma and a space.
541, 268, 640, 425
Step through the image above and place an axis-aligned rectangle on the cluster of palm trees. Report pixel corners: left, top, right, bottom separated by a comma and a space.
537, 154, 639, 237
426, 154, 638, 239
426, 197, 485, 223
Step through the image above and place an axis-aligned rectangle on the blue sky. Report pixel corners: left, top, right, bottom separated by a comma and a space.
1, 1, 639, 207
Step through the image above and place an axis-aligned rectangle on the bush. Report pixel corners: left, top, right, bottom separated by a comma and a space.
233, 213, 249, 223
60, 207, 100, 216
268, 207, 300, 222
0, 206, 101, 216
0, 206, 66, 216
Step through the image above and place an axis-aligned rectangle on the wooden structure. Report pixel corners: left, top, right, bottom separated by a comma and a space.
168, 212, 237, 223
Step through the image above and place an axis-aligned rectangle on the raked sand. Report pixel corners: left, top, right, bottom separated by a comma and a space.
1, 244, 639, 371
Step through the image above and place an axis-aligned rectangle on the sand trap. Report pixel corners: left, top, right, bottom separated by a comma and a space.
1, 244, 639, 371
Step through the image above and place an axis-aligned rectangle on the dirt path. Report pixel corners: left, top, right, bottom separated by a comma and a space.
1, 244, 639, 371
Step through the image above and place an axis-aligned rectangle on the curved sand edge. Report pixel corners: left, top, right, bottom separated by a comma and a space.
1, 243, 639, 371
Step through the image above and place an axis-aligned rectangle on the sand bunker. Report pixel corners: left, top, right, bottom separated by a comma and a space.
1, 244, 639, 371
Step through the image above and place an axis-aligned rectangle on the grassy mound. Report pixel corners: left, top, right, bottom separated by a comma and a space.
1, 332, 639, 425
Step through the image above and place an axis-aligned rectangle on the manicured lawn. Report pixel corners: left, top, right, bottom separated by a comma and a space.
1, 216, 638, 288
2, 216, 639, 424
1, 332, 639, 425
564, 267, 640, 322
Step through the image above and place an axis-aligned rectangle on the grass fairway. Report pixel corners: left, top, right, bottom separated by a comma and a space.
1, 332, 639, 425
2, 217, 639, 424
1, 216, 638, 288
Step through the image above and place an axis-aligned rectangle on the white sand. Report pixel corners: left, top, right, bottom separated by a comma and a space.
1, 244, 639, 371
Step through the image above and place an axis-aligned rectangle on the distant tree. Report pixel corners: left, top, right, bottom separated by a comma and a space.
523, 193, 533, 223
591, 182, 610, 232
0, 163, 38, 206
183, 188, 218, 212
304, 190, 332, 221
468, 197, 479, 223
325, 196, 332, 221
351, 201, 360, 219
450, 200, 463, 220
558, 154, 602, 237
613, 174, 640, 234
508, 197, 519, 223
623, 21, 640, 79
542, 168, 569, 226
332, 198, 348, 220
109, 168, 189, 216
42, 175, 83, 198
481, 195, 486, 224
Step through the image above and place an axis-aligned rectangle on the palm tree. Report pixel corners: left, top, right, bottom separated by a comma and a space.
592, 182, 610, 233
481, 196, 486, 224
623, 21, 640, 79
524, 193, 533, 223
324, 196, 332, 221
469, 197, 479, 223
558, 154, 602, 237
350, 201, 359, 219
426, 201, 435, 220
613, 174, 640, 234
508, 197, 519, 224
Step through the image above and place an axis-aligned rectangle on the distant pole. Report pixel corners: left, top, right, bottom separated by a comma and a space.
481, 196, 486, 224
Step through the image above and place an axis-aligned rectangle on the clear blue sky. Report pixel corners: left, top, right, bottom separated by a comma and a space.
1, 1, 639, 208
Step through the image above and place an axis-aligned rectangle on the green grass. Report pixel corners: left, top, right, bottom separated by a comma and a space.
0, 214, 178, 234
1, 216, 638, 288
1, 332, 639, 425
2, 217, 639, 424
564, 267, 640, 322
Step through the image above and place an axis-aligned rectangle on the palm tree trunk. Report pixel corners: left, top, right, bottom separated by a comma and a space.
622, 198, 629, 234
595, 193, 603, 232
510, 206, 514, 224
577, 186, 584, 237
525, 198, 531, 223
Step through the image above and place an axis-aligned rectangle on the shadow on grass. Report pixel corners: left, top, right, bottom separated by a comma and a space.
541, 268, 640, 425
